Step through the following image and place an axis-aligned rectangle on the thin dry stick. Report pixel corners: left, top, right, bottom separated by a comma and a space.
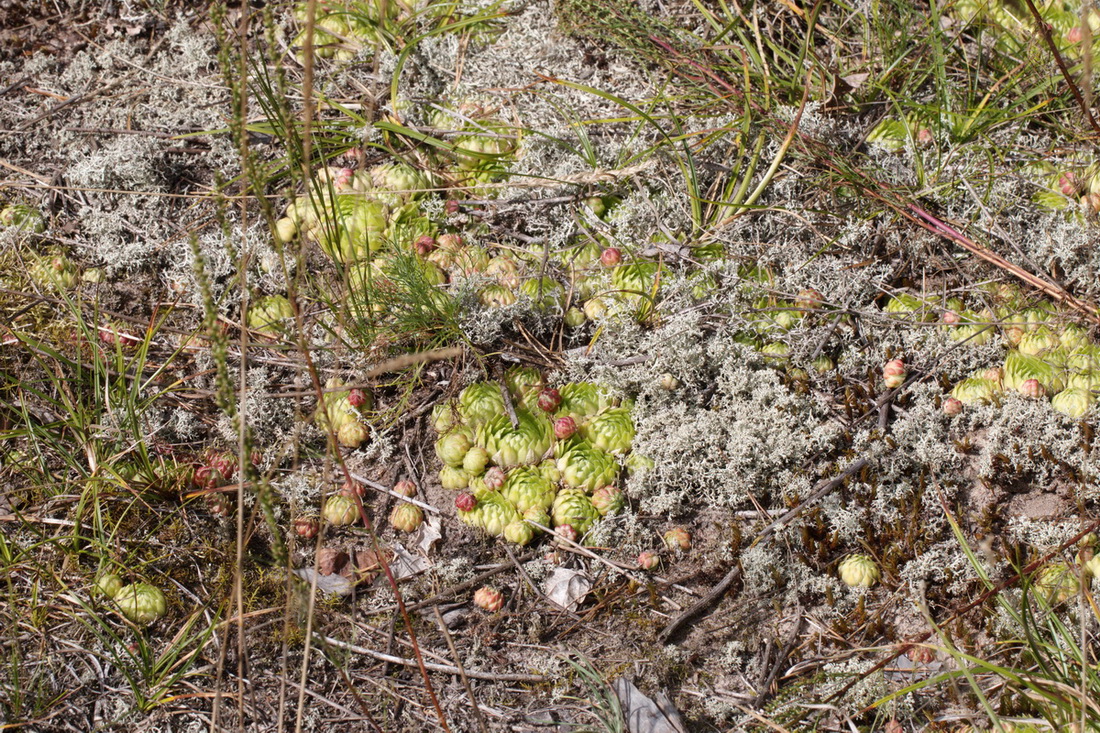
315, 635, 549, 682
658, 458, 869, 641
1020, 0, 1100, 136
432, 606, 490, 733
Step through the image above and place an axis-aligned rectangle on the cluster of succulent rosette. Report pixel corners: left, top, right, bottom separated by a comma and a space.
431, 369, 645, 546
313, 379, 374, 449
880, 287, 1099, 418
94, 573, 168, 625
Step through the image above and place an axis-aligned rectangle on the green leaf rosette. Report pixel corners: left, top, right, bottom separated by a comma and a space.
552, 488, 601, 535
1051, 387, 1094, 418
555, 383, 613, 420
459, 382, 506, 426
1003, 350, 1065, 394
580, 407, 635, 454
556, 441, 619, 492
500, 466, 557, 514
476, 409, 554, 468
950, 377, 999, 405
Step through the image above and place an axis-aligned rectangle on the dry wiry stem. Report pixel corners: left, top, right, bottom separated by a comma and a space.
314, 635, 549, 682
1020, 0, 1100, 137
432, 606, 490, 733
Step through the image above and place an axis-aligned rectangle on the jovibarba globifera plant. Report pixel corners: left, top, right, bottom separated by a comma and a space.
431, 369, 643, 546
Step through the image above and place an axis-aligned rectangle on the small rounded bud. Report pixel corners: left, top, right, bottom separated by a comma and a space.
553, 416, 577, 440
294, 515, 320, 539
590, 486, 624, 516
663, 527, 691, 551
599, 248, 622, 267
942, 396, 963, 416
942, 310, 960, 325
982, 367, 1003, 385
882, 359, 907, 389
323, 494, 360, 526
916, 128, 933, 146
1020, 378, 1045, 399
636, 551, 660, 570
389, 503, 424, 533
838, 553, 880, 588
555, 524, 580, 544
436, 233, 463, 250
455, 492, 477, 512
444, 200, 460, 214
537, 387, 562, 412
564, 307, 587, 328
473, 586, 504, 612
906, 645, 936, 665
414, 235, 436, 256
1084, 192, 1100, 214
114, 583, 167, 625
462, 446, 490, 475
339, 479, 365, 498
95, 573, 123, 599
393, 480, 417, 497
337, 420, 369, 448
660, 373, 681, 391
206, 493, 233, 517
1060, 172, 1081, 196
795, 288, 824, 312
483, 466, 506, 490
347, 388, 369, 408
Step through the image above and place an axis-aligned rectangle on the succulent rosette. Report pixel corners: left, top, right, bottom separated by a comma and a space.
1035, 562, 1080, 603
323, 494, 360, 526
1018, 326, 1059, 356
523, 506, 551, 532
504, 366, 544, 407
247, 295, 294, 338
556, 442, 619, 491
0, 204, 45, 233
390, 503, 424, 533
503, 520, 536, 546
555, 383, 613, 420
949, 376, 999, 405
579, 407, 636, 454
439, 465, 471, 490
458, 382, 507, 426
1003, 350, 1065, 394
462, 446, 491, 475
32, 253, 79, 290
114, 582, 168, 624
1051, 387, 1095, 418
552, 488, 601, 535
838, 554, 880, 588
882, 292, 935, 321
369, 162, 431, 205
305, 194, 389, 263
471, 491, 522, 536
519, 276, 566, 311
590, 486, 625, 516
435, 431, 473, 468
94, 573, 123, 599
476, 409, 554, 468
500, 466, 557, 514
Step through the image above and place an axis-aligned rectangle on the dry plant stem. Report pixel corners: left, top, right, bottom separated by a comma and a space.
1020, 0, 1100, 136
314, 635, 549, 683
753, 612, 803, 708
834, 497, 1100, 710
432, 606, 490, 733
659, 458, 869, 642
907, 205, 1100, 323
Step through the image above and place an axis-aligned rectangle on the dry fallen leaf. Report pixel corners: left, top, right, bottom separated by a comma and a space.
292, 568, 355, 597
543, 567, 591, 611
611, 678, 687, 733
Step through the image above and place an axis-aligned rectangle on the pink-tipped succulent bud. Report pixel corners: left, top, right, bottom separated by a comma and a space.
473, 586, 504, 612
882, 359, 907, 389
983, 367, 1003, 384
555, 524, 580, 544
393, 480, 417, 498
599, 247, 622, 267
250, 449, 263, 467
537, 387, 562, 412
455, 492, 477, 512
796, 288, 824, 312
663, 527, 691, 551
906, 645, 936, 665
339, 479, 366, 498
1069, 25, 1086, 43
942, 397, 963, 416
1020, 378, 1045, 399
337, 420, 369, 448
942, 310, 960, 326
205, 451, 236, 482
1084, 192, 1100, 214
294, 515, 320, 539
483, 466, 506, 490
1060, 172, 1081, 196
347, 388, 369, 408
335, 167, 355, 188
553, 416, 577, 440
444, 200, 460, 215
637, 550, 660, 570
206, 493, 232, 517
414, 235, 436, 257
916, 128, 933, 146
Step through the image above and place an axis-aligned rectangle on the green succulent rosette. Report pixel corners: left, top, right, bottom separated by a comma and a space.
590, 486, 625, 516
476, 409, 554, 468
503, 520, 536, 546
552, 488, 601, 535
0, 204, 45, 233
1017, 326, 1059, 356
538, 459, 562, 484
478, 283, 518, 308
556, 382, 613, 420
883, 292, 935, 321
462, 446, 490, 475
556, 441, 619, 492
519, 277, 566, 311
304, 194, 389, 263
31, 253, 79, 290
475, 491, 522, 536
523, 506, 551, 533
432, 402, 460, 434
436, 430, 473, 468
625, 453, 655, 475
385, 201, 436, 249
950, 377, 999, 405
370, 163, 431, 204
458, 382, 506, 426
500, 466, 557, 514
1035, 562, 1080, 603
248, 295, 294, 338
439, 465, 471, 490
1051, 387, 1095, 418
1003, 350, 1065, 394
866, 114, 927, 152
580, 407, 635, 454
114, 582, 167, 624
504, 366, 544, 407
